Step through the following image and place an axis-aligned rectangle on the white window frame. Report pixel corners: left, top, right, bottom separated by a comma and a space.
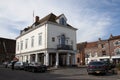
114, 48, 120, 55
38, 33, 42, 46
31, 36, 34, 47
25, 39, 28, 49
17, 42, 19, 51
21, 41, 23, 50
114, 40, 120, 46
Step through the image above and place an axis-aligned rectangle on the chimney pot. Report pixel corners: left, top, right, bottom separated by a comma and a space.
99, 38, 101, 41
35, 16, 39, 22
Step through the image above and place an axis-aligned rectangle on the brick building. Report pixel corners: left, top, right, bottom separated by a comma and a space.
0, 37, 16, 63
76, 34, 120, 65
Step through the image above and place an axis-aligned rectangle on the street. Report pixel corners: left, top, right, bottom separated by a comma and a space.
0, 67, 120, 80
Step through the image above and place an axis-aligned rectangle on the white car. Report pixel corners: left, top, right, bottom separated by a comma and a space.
14, 62, 27, 70
3, 61, 9, 68
7, 62, 12, 68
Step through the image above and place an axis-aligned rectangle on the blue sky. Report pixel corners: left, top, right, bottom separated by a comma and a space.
0, 0, 120, 43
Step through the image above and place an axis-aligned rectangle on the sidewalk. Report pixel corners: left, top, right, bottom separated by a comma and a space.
47, 65, 87, 71
0, 64, 4, 68
77, 65, 87, 68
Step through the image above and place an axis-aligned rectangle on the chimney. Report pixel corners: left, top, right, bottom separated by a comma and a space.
35, 16, 39, 22
98, 38, 101, 41
110, 34, 113, 39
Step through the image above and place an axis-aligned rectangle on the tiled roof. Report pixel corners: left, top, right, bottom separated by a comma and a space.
109, 35, 120, 40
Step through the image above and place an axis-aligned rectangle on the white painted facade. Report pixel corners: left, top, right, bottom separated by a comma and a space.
16, 14, 77, 67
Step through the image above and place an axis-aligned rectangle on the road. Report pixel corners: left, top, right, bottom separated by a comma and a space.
0, 67, 120, 80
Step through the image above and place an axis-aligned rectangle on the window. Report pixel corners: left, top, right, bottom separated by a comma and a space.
38, 33, 42, 45
66, 40, 68, 45
25, 39, 28, 49
31, 36, 34, 47
21, 41, 23, 50
59, 17, 66, 25
114, 40, 120, 46
17, 42, 19, 51
115, 48, 120, 55
102, 51, 106, 56
101, 44, 105, 48
59, 39, 60, 45
61, 34, 65, 45
86, 54, 90, 58
52, 37, 55, 42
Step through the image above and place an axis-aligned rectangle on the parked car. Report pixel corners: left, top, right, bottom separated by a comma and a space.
24, 62, 47, 73
3, 61, 9, 68
87, 61, 107, 75
14, 61, 27, 70
102, 61, 115, 70
7, 61, 17, 68
7, 62, 13, 68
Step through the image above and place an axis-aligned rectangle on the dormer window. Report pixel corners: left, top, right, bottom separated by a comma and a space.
114, 40, 120, 46
59, 17, 66, 25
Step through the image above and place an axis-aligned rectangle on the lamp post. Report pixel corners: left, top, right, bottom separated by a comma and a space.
108, 40, 112, 62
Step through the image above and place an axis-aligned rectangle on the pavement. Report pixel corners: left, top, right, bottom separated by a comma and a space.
0, 64, 4, 68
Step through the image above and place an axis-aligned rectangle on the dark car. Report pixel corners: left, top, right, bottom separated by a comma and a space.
87, 61, 107, 75
102, 61, 116, 70
24, 62, 47, 73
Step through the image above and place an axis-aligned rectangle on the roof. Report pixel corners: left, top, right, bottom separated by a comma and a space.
19, 13, 77, 37
109, 35, 120, 40
0, 37, 16, 54
0, 37, 15, 41
38, 13, 57, 23
34, 13, 75, 28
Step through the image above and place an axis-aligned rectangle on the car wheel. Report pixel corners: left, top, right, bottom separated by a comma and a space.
32, 68, 36, 73
24, 68, 27, 71
88, 73, 91, 75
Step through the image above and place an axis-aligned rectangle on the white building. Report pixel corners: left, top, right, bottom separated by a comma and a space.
16, 13, 77, 67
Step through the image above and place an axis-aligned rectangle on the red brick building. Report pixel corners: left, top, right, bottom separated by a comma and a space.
76, 34, 120, 65
0, 37, 16, 63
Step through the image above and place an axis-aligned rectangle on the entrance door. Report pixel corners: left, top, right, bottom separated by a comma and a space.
49, 53, 56, 67
38, 53, 44, 64
59, 54, 66, 66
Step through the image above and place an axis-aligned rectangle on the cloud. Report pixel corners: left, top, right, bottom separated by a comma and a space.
0, 0, 119, 43
77, 17, 111, 42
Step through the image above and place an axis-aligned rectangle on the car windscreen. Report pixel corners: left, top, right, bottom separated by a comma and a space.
89, 62, 104, 65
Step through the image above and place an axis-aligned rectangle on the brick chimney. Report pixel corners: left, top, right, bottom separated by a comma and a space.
35, 16, 39, 22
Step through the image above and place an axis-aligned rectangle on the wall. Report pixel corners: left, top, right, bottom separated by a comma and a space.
47, 23, 77, 51
16, 24, 47, 54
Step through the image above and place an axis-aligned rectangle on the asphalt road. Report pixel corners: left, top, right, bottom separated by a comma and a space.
0, 66, 120, 80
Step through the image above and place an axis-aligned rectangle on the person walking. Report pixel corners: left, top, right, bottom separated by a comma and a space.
11, 61, 16, 70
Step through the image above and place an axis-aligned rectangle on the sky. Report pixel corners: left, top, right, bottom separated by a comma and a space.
0, 0, 120, 43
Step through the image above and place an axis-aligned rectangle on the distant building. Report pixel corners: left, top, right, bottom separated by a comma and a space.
0, 37, 16, 63
77, 34, 120, 65
16, 13, 77, 67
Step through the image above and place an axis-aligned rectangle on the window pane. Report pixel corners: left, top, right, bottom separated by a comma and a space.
31, 36, 34, 47
38, 33, 42, 45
